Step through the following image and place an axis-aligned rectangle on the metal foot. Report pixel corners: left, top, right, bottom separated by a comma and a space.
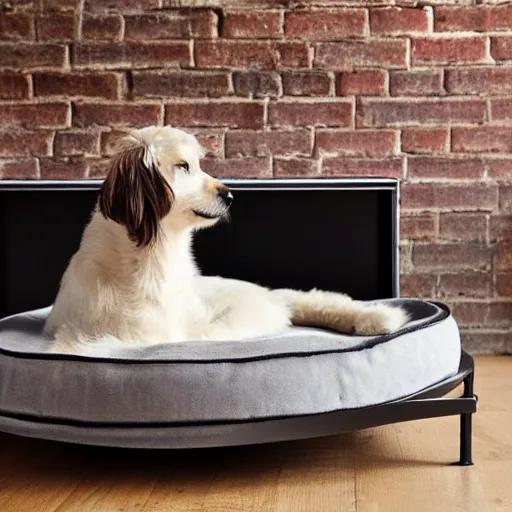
458, 371, 474, 466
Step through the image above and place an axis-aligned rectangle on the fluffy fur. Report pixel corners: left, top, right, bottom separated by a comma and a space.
44, 126, 409, 356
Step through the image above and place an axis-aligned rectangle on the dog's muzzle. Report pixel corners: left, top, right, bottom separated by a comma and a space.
192, 186, 233, 220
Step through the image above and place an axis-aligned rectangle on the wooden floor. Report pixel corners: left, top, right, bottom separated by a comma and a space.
0, 356, 510, 512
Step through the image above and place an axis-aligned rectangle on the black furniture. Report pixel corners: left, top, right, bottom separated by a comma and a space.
0, 178, 476, 463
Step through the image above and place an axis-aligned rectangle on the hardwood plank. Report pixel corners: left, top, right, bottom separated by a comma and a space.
273, 435, 356, 512
476, 462, 512, 512
198, 444, 281, 512
354, 419, 489, 512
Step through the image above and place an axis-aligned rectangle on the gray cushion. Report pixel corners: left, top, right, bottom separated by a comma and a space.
0, 298, 461, 448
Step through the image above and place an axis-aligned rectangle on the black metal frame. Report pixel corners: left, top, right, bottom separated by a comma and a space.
0, 178, 401, 298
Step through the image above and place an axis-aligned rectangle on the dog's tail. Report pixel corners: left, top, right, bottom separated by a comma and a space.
273, 288, 409, 336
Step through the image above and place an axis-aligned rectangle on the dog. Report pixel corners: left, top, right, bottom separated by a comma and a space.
44, 126, 409, 355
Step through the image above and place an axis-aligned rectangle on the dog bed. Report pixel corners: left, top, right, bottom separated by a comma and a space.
0, 298, 461, 448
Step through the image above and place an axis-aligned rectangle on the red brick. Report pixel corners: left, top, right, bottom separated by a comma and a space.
87, 158, 110, 178
399, 273, 436, 298
490, 4, 512, 31
285, 10, 367, 39
132, 71, 230, 98
408, 156, 485, 180
412, 37, 487, 65
401, 128, 448, 154
0, 73, 30, 100
162, 0, 280, 5
439, 272, 492, 299
487, 159, 512, 181
439, 213, 487, 242
54, 130, 99, 156
73, 43, 190, 69
44, 0, 81, 11
269, 101, 352, 128
233, 72, 280, 98
487, 302, 512, 327
490, 99, 512, 122
0, 130, 53, 157
390, 70, 443, 96
499, 185, 512, 212
413, 243, 491, 270
124, 11, 217, 40
496, 239, 512, 269
0, 43, 66, 68
436, 5, 512, 32
400, 242, 412, 272
321, 157, 402, 178
497, 180, 512, 204
276, 42, 309, 68
282, 72, 331, 96
189, 130, 224, 158
446, 67, 512, 95
0, 13, 34, 40
274, 158, 318, 177
371, 7, 429, 35
316, 129, 396, 157
452, 127, 512, 154
0, 103, 69, 128
461, 331, 511, 355
490, 215, 512, 241
0, 0, 38, 8
357, 98, 487, 127
401, 183, 498, 211
338, 69, 386, 96
99, 129, 128, 156
1, 8, 32, 42
451, 301, 488, 327
84, 0, 160, 10
315, 40, 407, 70
73, 102, 160, 128
400, 213, 436, 241
497, 271, 512, 296
34, 72, 119, 99
435, 7, 488, 32
494, 160, 512, 183
196, 41, 276, 69
491, 37, 512, 61
36, 13, 76, 41
224, 11, 281, 39
40, 158, 87, 179
201, 157, 271, 178
488, 301, 512, 327
0, 158, 39, 179
226, 129, 312, 158
165, 102, 264, 129
82, 14, 122, 41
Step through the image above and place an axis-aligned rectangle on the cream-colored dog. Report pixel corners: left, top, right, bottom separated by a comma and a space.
44, 126, 409, 355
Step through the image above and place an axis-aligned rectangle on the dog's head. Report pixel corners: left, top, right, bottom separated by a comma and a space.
99, 126, 233, 247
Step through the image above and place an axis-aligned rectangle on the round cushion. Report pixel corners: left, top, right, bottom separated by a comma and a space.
0, 298, 461, 448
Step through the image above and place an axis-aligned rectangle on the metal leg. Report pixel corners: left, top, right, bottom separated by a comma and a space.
458, 371, 474, 466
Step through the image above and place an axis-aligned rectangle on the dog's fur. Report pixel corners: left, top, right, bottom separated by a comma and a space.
44, 126, 409, 355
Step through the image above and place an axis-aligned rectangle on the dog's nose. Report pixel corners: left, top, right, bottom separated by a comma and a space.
218, 187, 234, 207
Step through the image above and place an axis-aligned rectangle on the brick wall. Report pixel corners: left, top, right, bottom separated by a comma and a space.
1, 0, 511, 353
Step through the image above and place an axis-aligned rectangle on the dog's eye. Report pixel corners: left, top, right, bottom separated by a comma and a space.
177, 162, 189, 173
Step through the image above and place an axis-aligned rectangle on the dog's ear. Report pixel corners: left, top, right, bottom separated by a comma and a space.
99, 145, 174, 247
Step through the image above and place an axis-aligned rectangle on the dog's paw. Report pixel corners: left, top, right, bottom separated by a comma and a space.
353, 304, 410, 336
